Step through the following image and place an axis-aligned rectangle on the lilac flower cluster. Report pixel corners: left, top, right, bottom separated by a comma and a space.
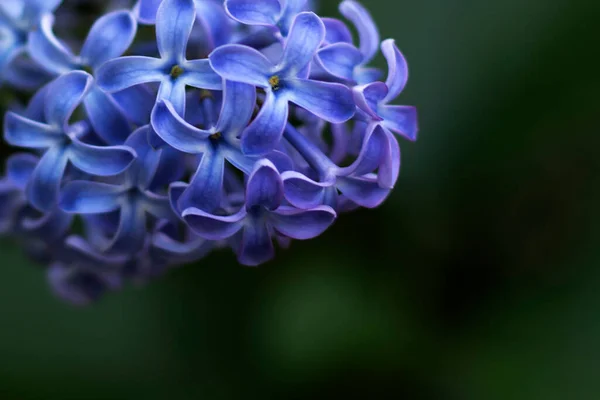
0, 0, 418, 304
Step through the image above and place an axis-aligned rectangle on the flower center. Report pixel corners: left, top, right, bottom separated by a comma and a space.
170, 65, 184, 78
200, 89, 213, 100
269, 75, 281, 91
210, 132, 222, 141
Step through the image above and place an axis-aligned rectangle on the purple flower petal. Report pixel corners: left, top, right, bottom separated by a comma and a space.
280, 12, 325, 76
135, 0, 163, 24
3, 112, 61, 149
151, 99, 211, 153
322, 17, 352, 44
26, 145, 69, 212
336, 175, 390, 209
69, 139, 136, 176
27, 14, 77, 75
317, 42, 363, 81
80, 10, 138, 69
224, 0, 281, 27
140, 190, 175, 220
270, 205, 336, 239
182, 207, 246, 240
209, 44, 271, 87
178, 151, 225, 212
246, 159, 283, 211
353, 81, 387, 118
282, 171, 332, 209
96, 56, 165, 93
339, 0, 379, 63
379, 105, 418, 141
238, 220, 274, 266
287, 78, 355, 123
104, 200, 147, 254
241, 92, 288, 156
155, 0, 195, 62
381, 39, 409, 104
157, 78, 187, 116
112, 85, 155, 126
59, 181, 124, 214
44, 71, 93, 130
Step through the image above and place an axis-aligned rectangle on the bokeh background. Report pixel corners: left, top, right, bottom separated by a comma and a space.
2, 0, 600, 398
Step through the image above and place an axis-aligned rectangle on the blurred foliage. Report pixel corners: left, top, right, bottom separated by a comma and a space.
1, 0, 599, 399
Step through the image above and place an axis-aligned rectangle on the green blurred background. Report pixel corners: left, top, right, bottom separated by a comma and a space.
2, 0, 600, 398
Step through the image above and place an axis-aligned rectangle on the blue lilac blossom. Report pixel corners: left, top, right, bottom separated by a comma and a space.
0, 0, 418, 304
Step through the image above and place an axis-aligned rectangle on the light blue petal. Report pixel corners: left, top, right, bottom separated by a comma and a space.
83, 86, 132, 145
141, 190, 175, 220
59, 181, 124, 214
209, 44, 271, 87
111, 85, 155, 125
26, 145, 69, 212
27, 14, 77, 75
379, 105, 418, 141
224, 0, 281, 26
96, 56, 165, 93
135, 0, 163, 24
322, 17, 352, 44
287, 78, 355, 123
80, 10, 138, 69
241, 92, 288, 156
280, 12, 324, 77
103, 199, 147, 254
281, 170, 330, 209
180, 58, 222, 90
44, 71, 93, 129
157, 78, 187, 116
156, 0, 195, 62
151, 99, 210, 153
317, 42, 362, 81
339, 0, 379, 63
381, 39, 409, 103
68, 139, 136, 176
336, 174, 390, 209
352, 81, 387, 118
3, 111, 61, 148
216, 80, 256, 140
6, 152, 38, 189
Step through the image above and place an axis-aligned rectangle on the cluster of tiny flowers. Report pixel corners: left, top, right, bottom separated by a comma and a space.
0, 0, 418, 304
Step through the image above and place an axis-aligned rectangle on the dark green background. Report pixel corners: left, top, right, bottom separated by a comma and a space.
2, 0, 600, 398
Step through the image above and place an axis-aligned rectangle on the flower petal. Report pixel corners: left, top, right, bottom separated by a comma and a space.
180, 58, 222, 90
270, 205, 336, 239
6, 152, 38, 189
224, 0, 281, 26
317, 42, 363, 81
209, 44, 271, 87
286, 78, 355, 123
322, 17, 352, 44
178, 150, 225, 212
135, 0, 163, 24
27, 13, 77, 75
96, 56, 165, 93
339, 0, 379, 63
44, 71, 93, 129
104, 199, 147, 254
182, 207, 246, 240
69, 139, 136, 176
80, 10, 137, 69
282, 170, 332, 209
141, 190, 175, 220
353, 81, 387, 119
245, 159, 283, 211
280, 12, 324, 76
241, 92, 288, 156
3, 111, 61, 148
155, 0, 195, 62
83, 86, 132, 145
238, 220, 274, 266
111, 85, 155, 126
381, 39, 409, 103
340, 123, 387, 177
336, 174, 390, 209
151, 99, 210, 153
216, 80, 256, 140
59, 181, 124, 214
26, 145, 69, 212
379, 105, 418, 142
